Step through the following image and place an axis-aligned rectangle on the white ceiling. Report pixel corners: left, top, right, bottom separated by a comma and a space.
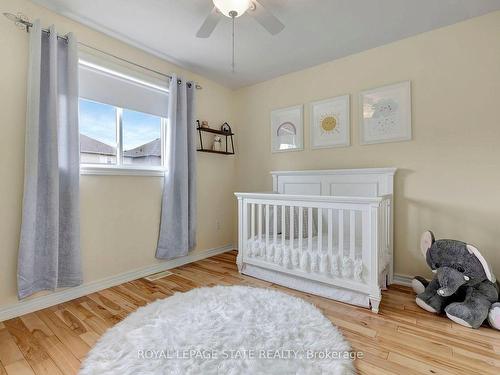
32, 0, 500, 88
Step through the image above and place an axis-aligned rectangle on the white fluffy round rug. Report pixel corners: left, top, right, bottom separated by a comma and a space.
80, 285, 355, 374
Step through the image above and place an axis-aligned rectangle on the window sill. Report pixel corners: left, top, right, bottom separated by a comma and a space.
80, 165, 166, 177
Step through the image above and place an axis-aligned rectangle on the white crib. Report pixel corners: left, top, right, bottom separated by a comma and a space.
235, 168, 396, 312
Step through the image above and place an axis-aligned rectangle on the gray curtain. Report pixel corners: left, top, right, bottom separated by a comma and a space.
17, 21, 81, 299
156, 75, 197, 259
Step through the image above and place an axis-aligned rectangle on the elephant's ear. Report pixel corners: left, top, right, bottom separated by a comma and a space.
467, 244, 496, 283
420, 231, 435, 257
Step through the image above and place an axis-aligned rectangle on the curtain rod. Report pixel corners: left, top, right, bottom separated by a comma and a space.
3, 12, 203, 90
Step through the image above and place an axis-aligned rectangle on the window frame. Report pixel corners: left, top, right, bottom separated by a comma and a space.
79, 101, 168, 177
78, 55, 169, 177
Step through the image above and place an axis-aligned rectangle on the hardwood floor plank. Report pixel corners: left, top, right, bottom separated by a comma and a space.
78, 297, 123, 325
3, 319, 63, 375
452, 346, 500, 370
96, 289, 138, 313
343, 331, 389, 360
0, 328, 25, 366
129, 279, 172, 299
84, 293, 128, 319
0, 251, 498, 374
19, 315, 53, 338
111, 285, 151, 305
388, 352, 457, 375
79, 331, 100, 348
55, 310, 87, 336
38, 336, 80, 375
358, 351, 423, 375
125, 280, 167, 301
4, 360, 35, 375
326, 315, 378, 338
35, 309, 90, 361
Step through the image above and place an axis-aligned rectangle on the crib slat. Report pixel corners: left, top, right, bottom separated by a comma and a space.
251, 203, 255, 240
273, 205, 278, 245
242, 201, 248, 248
338, 209, 344, 256
308, 207, 313, 251
350, 210, 356, 260
382, 202, 386, 251
328, 208, 333, 254
281, 204, 286, 247
290, 205, 294, 249
317, 208, 322, 252
258, 204, 262, 241
386, 201, 390, 251
298, 206, 303, 253
265, 204, 270, 249
361, 208, 371, 281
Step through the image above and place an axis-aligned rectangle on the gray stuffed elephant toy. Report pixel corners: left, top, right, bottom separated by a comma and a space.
412, 231, 500, 329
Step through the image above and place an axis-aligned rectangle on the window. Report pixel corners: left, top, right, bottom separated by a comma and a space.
79, 99, 165, 169
122, 109, 162, 167
78, 55, 168, 175
79, 99, 117, 165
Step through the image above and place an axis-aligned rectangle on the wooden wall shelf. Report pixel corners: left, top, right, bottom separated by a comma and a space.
197, 127, 234, 136
196, 126, 235, 155
196, 149, 234, 155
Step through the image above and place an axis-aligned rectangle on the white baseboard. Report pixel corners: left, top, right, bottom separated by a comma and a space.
0, 244, 233, 322
392, 274, 413, 287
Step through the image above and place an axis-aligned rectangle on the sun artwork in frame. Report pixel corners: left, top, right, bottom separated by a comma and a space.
310, 95, 350, 149
319, 114, 338, 134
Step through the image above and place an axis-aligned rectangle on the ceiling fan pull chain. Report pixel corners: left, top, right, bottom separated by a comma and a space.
231, 13, 235, 73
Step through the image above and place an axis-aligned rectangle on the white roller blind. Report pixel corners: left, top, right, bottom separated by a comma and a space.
78, 59, 169, 118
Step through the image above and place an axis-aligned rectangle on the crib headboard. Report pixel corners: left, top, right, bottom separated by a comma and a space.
271, 168, 396, 197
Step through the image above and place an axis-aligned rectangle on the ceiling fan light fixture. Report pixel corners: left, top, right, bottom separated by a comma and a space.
213, 0, 251, 18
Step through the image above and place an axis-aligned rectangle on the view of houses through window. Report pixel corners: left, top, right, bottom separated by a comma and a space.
79, 99, 163, 167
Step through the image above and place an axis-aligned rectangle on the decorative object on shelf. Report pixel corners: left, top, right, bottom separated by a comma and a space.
359, 81, 411, 145
212, 136, 222, 151
197, 123, 235, 155
221, 122, 232, 134
310, 95, 350, 149
270, 105, 303, 153
201, 120, 210, 128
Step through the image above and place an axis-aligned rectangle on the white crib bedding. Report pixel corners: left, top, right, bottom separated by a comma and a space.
248, 233, 361, 258
246, 233, 390, 280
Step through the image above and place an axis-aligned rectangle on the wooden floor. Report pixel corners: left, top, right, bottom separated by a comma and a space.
0, 251, 498, 374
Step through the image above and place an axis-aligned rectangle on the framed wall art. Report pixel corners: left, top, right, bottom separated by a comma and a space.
310, 95, 350, 149
359, 81, 411, 145
271, 105, 304, 153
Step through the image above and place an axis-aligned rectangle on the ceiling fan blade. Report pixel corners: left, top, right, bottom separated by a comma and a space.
249, 1, 285, 35
196, 7, 221, 38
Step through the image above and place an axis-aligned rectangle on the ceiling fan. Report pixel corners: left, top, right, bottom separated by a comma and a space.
196, 0, 285, 71
197, 0, 285, 38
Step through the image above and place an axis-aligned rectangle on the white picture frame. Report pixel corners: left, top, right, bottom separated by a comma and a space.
310, 95, 350, 149
271, 105, 304, 153
359, 81, 412, 145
